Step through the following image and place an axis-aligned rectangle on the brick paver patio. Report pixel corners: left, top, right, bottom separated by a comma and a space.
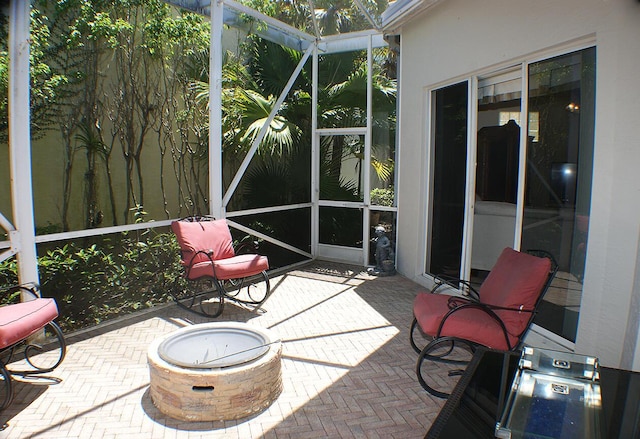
1, 262, 450, 438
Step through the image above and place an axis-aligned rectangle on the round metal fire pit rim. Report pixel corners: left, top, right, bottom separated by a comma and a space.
157, 322, 275, 369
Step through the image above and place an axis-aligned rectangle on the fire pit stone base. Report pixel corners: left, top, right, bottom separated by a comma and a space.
148, 323, 282, 422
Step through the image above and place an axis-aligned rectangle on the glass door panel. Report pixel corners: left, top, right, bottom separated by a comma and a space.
525, 48, 596, 342
319, 206, 363, 248
425, 48, 595, 344
471, 71, 521, 277
317, 132, 366, 263
319, 134, 365, 202
427, 82, 468, 276
370, 47, 396, 209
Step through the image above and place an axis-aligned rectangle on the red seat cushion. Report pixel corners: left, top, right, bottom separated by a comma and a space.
186, 254, 269, 280
413, 292, 517, 349
171, 219, 235, 266
413, 292, 458, 335
436, 307, 518, 351
0, 298, 59, 350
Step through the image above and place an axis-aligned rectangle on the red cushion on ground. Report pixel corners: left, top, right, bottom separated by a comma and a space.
479, 247, 551, 336
186, 254, 269, 280
0, 298, 59, 350
171, 219, 235, 265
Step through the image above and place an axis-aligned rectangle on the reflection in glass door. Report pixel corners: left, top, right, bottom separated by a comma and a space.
471, 71, 522, 278
525, 48, 596, 342
426, 81, 468, 276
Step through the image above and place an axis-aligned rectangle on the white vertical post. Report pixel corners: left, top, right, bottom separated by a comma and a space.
9, 0, 39, 289
514, 63, 529, 250
209, 0, 224, 218
461, 77, 478, 281
363, 36, 372, 265
311, 44, 319, 258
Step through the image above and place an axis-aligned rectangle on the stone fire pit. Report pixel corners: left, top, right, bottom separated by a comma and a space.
148, 322, 282, 421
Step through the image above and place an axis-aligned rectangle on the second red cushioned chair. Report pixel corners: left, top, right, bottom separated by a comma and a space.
410, 247, 557, 398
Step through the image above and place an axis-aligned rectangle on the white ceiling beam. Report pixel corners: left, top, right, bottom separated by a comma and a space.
318, 30, 386, 54
307, 0, 322, 40
165, 0, 385, 53
168, 0, 316, 51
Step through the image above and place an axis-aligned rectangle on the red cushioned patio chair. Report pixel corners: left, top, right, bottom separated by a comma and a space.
410, 247, 558, 398
0, 284, 66, 409
170, 216, 271, 318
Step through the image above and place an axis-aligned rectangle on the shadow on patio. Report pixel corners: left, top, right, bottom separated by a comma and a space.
1, 262, 449, 439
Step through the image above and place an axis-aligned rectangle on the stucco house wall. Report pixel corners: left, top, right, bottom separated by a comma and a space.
389, 0, 640, 369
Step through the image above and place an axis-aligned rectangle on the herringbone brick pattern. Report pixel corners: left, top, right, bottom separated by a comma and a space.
0, 262, 452, 438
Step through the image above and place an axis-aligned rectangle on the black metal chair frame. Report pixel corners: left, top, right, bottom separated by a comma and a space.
411, 249, 558, 398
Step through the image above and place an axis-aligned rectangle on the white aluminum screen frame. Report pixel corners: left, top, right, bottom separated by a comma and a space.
2, 0, 392, 282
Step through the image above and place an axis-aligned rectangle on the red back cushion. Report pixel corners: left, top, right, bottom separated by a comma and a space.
171, 219, 235, 265
479, 247, 552, 335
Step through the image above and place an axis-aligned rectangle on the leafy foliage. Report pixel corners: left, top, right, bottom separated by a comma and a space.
370, 186, 394, 207
0, 230, 181, 333
0, 1, 213, 229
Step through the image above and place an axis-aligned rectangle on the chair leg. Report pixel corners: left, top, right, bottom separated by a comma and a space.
17, 321, 66, 374
0, 362, 12, 411
196, 279, 225, 318
416, 336, 474, 399
171, 277, 225, 318
0, 321, 67, 412
410, 318, 430, 354
221, 271, 271, 306
171, 271, 272, 318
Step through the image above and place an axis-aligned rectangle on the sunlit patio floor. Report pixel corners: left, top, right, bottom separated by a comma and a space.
1, 262, 449, 438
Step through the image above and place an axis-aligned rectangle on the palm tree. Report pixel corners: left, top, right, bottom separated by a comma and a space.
221, 37, 396, 205
188, 9, 396, 253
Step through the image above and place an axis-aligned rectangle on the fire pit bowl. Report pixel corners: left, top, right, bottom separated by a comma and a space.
148, 322, 282, 421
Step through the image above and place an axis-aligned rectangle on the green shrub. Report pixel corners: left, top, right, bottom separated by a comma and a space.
0, 229, 183, 333
370, 186, 394, 207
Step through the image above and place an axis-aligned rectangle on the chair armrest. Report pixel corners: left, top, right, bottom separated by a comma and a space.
184, 250, 217, 278
437, 300, 513, 350
432, 275, 480, 300
0, 284, 40, 305
234, 239, 259, 256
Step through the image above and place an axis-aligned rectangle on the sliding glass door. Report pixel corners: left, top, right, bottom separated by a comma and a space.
524, 48, 596, 342
426, 47, 596, 343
